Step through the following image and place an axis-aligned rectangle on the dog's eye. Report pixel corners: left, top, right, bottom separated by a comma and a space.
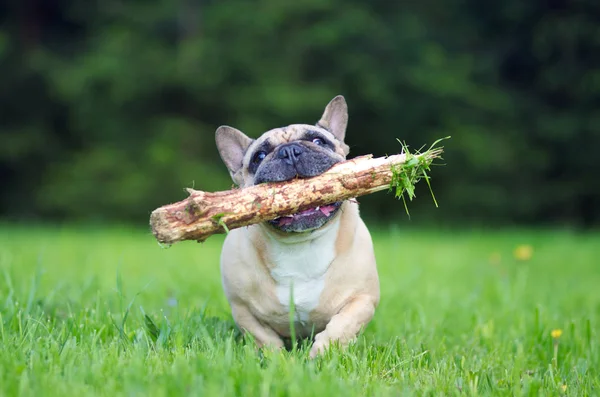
253, 151, 267, 164
312, 138, 325, 145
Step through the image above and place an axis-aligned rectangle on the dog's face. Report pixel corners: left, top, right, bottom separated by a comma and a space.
215, 95, 350, 233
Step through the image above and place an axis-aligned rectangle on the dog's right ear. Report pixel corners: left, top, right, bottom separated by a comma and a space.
215, 126, 253, 185
317, 95, 348, 143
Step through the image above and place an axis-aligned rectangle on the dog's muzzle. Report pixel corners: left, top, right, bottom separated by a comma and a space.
255, 142, 343, 233
254, 142, 340, 185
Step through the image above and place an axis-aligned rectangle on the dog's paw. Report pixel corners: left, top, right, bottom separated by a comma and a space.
309, 341, 327, 359
309, 332, 330, 359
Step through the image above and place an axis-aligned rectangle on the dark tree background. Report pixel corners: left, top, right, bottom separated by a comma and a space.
1, 0, 598, 227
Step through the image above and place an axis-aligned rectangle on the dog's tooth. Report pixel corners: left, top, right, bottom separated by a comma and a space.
316, 206, 320, 211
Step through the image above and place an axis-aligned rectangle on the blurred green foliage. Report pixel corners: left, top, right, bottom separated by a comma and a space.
1, 0, 598, 226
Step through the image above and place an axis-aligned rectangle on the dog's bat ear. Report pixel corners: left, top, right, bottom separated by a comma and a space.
215, 126, 253, 184
317, 95, 348, 143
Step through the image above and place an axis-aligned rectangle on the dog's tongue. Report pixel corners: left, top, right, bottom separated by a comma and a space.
277, 204, 338, 226
278, 217, 295, 226
318, 205, 336, 216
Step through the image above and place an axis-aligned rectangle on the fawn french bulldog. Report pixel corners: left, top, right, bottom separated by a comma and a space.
215, 96, 379, 358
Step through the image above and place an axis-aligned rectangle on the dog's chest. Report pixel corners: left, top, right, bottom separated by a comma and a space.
267, 231, 338, 325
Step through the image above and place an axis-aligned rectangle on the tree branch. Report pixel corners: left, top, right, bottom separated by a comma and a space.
150, 147, 444, 244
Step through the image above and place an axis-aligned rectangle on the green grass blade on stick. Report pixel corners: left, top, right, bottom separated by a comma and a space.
389, 136, 450, 217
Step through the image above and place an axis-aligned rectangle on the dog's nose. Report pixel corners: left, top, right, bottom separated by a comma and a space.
277, 143, 304, 165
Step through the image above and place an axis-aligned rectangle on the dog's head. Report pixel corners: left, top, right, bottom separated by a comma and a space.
215, 95, 350, 233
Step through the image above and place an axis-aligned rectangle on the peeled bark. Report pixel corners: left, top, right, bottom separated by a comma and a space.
150, 148, 443, 244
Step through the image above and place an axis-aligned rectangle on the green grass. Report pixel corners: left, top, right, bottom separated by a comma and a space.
1, 224, 598, 396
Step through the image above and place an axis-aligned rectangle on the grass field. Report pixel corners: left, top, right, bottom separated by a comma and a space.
0, 224, 598, 396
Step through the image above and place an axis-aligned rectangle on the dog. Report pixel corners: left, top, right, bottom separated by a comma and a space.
215, 95, 380, 358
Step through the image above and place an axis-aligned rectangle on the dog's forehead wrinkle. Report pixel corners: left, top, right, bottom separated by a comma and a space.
255, 124, 341, 145
280, 126, 297, 142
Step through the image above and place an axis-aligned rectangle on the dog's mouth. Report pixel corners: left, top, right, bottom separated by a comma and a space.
268, 202, 343, 233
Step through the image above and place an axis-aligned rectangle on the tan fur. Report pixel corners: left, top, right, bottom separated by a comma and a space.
220, 201, 379, 356
216, 96, 380, 357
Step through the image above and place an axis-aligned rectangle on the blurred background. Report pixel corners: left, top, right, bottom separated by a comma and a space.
1, 0, 598, 229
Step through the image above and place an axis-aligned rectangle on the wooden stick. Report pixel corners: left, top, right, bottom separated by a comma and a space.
150, 148, 443, 244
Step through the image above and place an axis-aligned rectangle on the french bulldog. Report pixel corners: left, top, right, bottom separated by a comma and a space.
215, 95, 380, 358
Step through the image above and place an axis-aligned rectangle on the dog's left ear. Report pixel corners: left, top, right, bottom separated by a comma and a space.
215, 126, 253, 185
317, 95, 348, 143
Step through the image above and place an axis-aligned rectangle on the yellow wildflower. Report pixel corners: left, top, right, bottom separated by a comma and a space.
551, 329, 563, 339
514, 244, 533, 261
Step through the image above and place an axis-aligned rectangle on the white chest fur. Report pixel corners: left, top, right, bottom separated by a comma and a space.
266, 222, 339, 324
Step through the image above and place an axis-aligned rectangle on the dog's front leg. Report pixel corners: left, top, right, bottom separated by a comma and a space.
231, 303, 285, 350
309, 294, 377, 358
